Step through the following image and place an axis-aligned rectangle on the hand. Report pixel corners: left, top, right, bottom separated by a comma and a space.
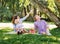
27, 13, 29, 15
26, 10, 33, 17
29, 10, 33, 14
27, 13, 29, 16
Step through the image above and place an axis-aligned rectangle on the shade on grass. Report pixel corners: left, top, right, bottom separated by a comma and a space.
0, 34, 60, 44
0, 28, 60, 44
50, 28, 60, 37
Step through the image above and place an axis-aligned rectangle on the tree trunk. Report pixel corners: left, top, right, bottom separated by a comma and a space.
24, 7, 27, 16
0, 15, 3, 22
30, 0, 60, 27
27, 5, 30, 12
34, 7, 37, 16
16, 0, 19, 12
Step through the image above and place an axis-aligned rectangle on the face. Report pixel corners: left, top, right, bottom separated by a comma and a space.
34, 15, 40, 21
17, 16, 20, 19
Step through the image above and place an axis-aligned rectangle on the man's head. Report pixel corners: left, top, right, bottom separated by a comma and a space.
34, 15, 41, 21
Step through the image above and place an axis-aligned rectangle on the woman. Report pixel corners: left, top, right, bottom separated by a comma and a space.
34, 15, 51, 35
12, 11, 32, 35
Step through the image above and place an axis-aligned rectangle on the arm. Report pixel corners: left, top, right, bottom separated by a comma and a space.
46, 25, 52, 35
21, 13, 29, 21
42, 20, 48, 29
13, 24, 16, 31
34, 23, 38, 32
44, 20, 48, 29
21, 10, 33, 21
44, 20, 51, 35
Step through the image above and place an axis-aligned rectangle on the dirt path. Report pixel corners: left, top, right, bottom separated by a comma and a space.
0, 23, 57, 29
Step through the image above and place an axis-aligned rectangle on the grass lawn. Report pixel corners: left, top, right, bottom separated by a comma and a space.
0, 28, 60, 44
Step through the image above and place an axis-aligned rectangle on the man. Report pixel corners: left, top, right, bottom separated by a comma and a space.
34, 15, 51, 35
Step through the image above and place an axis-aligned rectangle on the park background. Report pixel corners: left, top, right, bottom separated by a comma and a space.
0, 0, 60, 44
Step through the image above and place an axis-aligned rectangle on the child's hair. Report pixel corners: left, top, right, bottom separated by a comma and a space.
12, 15, 18, 24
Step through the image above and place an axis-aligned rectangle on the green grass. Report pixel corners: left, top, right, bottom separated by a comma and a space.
0, 27, 13, 34
50, 28, 60, 37
0, 27, 60, 44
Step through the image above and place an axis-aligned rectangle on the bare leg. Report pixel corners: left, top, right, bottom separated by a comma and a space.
41, 32, 46, 35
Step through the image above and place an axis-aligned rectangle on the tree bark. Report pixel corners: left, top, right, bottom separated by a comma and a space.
54, 0, 60, 17
34, 7, 37, 16
30, 0, 60, 27
24, 7, 27, 16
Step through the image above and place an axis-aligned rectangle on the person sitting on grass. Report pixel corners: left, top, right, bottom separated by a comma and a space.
34, 15, 51, 35
12, 10, 32, 35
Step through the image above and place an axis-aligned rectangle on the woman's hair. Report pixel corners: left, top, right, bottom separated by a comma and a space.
34, 15, 36, 21
34, 15, 38, 21
34, 15, 41, 21
12, 15, 18, 24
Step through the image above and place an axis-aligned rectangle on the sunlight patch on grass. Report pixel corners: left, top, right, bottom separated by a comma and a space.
3, 37, 8, 40
57, 38, 60, 41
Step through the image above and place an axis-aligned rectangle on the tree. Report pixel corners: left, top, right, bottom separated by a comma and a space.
30, 0, 60, 27
55, 0, 60, 17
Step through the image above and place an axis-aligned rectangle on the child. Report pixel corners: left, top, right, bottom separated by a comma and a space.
12, 10, 32, 35
34, 15, 51, 35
